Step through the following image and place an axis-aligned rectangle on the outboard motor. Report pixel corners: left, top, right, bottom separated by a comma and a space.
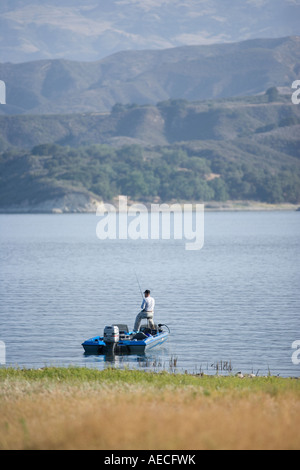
103, 325, 119, 353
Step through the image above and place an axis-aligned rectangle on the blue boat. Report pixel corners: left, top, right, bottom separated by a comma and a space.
82, 323, 170, 355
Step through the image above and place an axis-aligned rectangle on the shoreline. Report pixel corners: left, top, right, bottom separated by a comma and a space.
1, 365, 299, 380
0, 200, 299, 214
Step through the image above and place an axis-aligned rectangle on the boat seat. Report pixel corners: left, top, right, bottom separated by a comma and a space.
141, 325, 158, 335
132, 332, 148, 340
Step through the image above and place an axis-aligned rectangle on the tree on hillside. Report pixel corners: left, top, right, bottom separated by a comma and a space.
266, 87, 279, 103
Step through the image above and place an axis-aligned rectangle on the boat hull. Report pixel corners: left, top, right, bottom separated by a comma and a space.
82, 331, 169, 355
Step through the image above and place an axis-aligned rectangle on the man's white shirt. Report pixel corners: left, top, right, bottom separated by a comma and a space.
141, 296, 155, 312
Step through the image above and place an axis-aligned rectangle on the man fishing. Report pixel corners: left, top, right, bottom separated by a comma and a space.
134, 290, 155, 332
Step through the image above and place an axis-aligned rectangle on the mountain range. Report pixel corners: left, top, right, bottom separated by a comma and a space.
1, 0, 300, 64
0, 36, 299, 115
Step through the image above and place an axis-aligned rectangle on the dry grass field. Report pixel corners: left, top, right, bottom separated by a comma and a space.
0, 367, 299, 450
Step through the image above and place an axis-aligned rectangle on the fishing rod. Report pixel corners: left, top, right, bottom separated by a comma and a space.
135, 271, 144, 300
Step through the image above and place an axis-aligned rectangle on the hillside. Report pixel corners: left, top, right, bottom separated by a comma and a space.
0, 0, 299, 64
1, 139, 299, 213
0, 94, 299, 212
0, 36, 300, 115
0, 94, 299, 149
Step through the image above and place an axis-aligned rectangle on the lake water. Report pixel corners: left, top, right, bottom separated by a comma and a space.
0, 211, 299, 377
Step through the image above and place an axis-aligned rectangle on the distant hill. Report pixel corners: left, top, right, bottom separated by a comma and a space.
0, 0, 299, 63
0, 36, 299, 115
0, 94, 299, 150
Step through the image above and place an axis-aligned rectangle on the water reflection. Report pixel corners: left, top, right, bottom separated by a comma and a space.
83, 347, 174, 372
